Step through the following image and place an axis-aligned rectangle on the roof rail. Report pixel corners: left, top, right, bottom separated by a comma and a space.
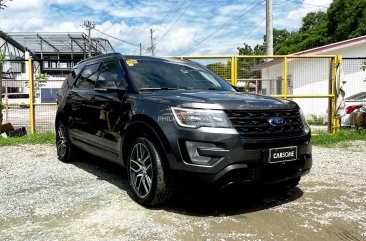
77, 53, 121, 65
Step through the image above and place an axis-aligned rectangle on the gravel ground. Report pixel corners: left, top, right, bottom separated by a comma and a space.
0, 143, 365, 241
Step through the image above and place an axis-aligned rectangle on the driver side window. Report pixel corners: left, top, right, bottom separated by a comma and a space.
97, 61, 126, 87
75, 63, 100, 89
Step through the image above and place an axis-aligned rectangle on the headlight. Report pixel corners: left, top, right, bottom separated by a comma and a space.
171, 107, 233, 128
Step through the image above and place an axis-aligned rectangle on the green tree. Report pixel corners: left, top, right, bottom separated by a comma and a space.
275, 11, 329, 54
327, 0, 366, 41
239, 0, 366, 55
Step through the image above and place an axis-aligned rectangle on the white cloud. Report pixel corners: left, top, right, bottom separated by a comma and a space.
0, 0, 334, 56
7, 0, 45, 10
156, 27, 197, 55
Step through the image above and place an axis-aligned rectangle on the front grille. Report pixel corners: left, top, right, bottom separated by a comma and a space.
225, 109, 304, 138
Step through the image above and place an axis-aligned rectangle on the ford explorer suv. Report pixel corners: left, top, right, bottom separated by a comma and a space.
55, 53, 312, 206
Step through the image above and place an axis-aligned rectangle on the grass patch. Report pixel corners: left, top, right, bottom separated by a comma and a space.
312, 128, 366, 147
0, 132, 55, 146
306, 114, 324, 125
1, 129, 365, 148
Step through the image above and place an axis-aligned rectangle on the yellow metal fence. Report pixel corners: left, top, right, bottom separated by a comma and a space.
1, 55, 342, 134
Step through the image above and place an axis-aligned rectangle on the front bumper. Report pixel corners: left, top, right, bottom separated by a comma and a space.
163, 124, 312, 190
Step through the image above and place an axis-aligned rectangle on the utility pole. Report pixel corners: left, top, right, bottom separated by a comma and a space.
139, 43, 142, 56
266, 0, 273, 57
150, 29, 155, 56
82, 20, 95, 58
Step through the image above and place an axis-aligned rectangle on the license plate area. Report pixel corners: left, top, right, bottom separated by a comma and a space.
268, 146, 297, 163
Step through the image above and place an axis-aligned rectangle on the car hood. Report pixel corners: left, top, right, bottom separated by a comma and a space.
139, 90, 298, 110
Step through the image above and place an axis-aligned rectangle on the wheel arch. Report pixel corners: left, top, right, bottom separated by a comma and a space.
55, 104, 72, 130
122, 114, 172, 168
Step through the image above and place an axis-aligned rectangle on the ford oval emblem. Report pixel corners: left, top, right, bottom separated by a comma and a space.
268, 117, 286, 127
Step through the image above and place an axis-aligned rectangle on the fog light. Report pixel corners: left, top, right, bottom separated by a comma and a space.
185, 141, 216, 165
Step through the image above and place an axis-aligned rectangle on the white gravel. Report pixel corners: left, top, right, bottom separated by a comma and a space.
0, 143, 365, 241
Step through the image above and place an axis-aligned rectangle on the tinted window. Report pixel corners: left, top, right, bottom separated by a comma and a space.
125, 59, 235, 91
75, 63, 100, 89
97, 61, 126, 86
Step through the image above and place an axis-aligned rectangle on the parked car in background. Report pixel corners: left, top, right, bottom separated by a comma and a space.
55, 53, 312, 206
1, 92, 40, 108
2, 93, 29, 108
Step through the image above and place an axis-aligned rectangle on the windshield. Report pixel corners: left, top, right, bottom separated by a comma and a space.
124, 59, 235, 92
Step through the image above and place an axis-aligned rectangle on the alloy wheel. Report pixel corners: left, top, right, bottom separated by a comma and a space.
57, 123, 67, 159
129, 142, 153, 198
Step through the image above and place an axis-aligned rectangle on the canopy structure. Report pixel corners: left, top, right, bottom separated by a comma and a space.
8, 32, 115, 60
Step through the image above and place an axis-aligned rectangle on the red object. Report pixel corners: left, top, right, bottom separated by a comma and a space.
346, 105, 362, 114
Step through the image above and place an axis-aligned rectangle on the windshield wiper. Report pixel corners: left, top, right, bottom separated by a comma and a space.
139, 87, 179, 91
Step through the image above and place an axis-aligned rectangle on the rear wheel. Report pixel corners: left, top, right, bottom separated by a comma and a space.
127, 136, 172, 206
56, 120, 78, 162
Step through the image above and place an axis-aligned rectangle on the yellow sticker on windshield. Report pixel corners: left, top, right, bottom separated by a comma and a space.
126, 59, 138, 66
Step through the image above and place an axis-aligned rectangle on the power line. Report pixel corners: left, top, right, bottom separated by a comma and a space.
154, 0, 188, 39
223, 21, 264, 55
287, 0, 330, 9
156, 0, 181, 26
140, 0, 186, 48
272, 0, 291, 6
180, 0, 265, 54
156, 0, 193, 44
94, 28, 142, 48
158, 0, 187, 31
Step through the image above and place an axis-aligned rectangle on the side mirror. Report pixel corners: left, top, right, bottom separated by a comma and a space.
95, 80, 125, 92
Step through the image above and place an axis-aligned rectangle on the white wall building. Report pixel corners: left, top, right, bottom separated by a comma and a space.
258, 35, 366, 116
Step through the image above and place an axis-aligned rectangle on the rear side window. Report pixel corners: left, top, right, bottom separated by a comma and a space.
75, 63, 100, 89
97, 61, 126, 87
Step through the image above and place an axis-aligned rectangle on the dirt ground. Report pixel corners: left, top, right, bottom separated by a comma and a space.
0, 143, 365, 241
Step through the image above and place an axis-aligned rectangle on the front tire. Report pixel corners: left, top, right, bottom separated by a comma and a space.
56, 120, 77, 162
127, 136, 172, 206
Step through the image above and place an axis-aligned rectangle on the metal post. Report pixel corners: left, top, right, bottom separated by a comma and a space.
82, 20, 95, 58
266, 0, 273, 56
88, 27, 92, 57
332, 56, 341, 134
234, 56, 238, 87
230, 56, 235, 86
283, 56, 287, 98
28, 58, 35, 134
140, 43, 142, 56
5, 79, 8, 122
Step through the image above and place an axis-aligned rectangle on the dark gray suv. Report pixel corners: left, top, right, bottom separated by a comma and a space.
55, 53, 312, 206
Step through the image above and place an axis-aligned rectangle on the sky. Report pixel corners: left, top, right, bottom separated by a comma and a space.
0, 0, 332, 56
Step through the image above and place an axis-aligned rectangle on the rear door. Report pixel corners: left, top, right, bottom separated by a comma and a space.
88, 60, 128, 141
68, 62, 100, 133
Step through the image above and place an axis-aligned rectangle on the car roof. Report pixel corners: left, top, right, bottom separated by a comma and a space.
74, 53, 198, 70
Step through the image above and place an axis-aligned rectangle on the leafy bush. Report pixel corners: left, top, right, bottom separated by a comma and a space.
306, 114, 324, 125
